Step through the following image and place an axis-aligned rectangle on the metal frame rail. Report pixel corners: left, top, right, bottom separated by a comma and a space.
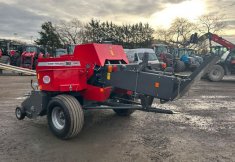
0, 63, 36, 75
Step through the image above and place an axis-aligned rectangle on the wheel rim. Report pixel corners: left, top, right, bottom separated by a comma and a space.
52, 106, 65, 130
16, 108, 21, 118
212, 69, 220, 78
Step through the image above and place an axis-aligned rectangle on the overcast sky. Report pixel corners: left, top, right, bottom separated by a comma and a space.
0, 0, 234, 43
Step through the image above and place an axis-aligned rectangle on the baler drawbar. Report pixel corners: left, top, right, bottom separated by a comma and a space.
15, 43, 220, 139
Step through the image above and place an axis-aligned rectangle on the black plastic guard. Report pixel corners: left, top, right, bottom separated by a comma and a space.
105, 71, 178, 101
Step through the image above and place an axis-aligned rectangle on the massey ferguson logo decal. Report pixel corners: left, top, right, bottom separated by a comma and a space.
38, 61, 81, 66
65, 62, 71, 66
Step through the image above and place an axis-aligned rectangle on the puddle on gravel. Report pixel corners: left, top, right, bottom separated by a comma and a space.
16, 97, 27, 100
201, 95, 231, 99
159, 113, 217, 133
184, 114, 216, 132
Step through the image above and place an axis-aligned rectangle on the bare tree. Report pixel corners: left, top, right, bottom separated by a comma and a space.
155, 28, 172, 43
56, 18, 85, 45
197, 12, 227, 49
168, 18, 196, 47
198, 12, 227, 34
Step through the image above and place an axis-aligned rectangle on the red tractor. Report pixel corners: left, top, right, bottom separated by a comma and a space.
21, 45, 48, 69
152, 44, 186, 72
0, 39, 23, 66
15, 43, 220, 139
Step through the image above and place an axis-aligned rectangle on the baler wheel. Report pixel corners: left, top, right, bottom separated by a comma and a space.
15, 107, 26, 120
47, 95, 84, 139
113, 109, 135, 116
113, 95, 135, 116
141, 96, 154, 108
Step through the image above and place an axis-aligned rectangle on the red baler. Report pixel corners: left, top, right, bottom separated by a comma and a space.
16, 43, 220, 139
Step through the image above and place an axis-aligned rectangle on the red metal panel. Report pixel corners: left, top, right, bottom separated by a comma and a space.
36, 56, 87, 92
37, 68, 87, 92
73, 43, 129, 66
36, 43, 127, 102
211, 34, 235, 50
81, 85, 112, 102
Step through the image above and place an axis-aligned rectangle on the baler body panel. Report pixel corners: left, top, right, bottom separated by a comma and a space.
73, 43, 129, 66
36, 56, 87, 92
36, 43, 128, 95
80, 85, 112, 102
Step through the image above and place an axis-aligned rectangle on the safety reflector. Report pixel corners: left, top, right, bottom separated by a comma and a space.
107, 73, 111, 80
107, 65, 113, 73
155, 82, 160, 88
161, 63, 167, 69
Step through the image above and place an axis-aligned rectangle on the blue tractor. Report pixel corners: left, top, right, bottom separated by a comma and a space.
177, 48, 201, 71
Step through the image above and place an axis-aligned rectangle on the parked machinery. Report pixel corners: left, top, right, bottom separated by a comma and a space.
152, 44, 186, 72
211, 46, 228, 56
152, 44, 173, 66
190, 32, 235, 81
55, 45, 75, 57
15, 43, 221, 139
21, 45, 48, 69
187, 49, 203, 65
125, 48, 166, 71
0, 39, 23, 66
176, 48, 201, 71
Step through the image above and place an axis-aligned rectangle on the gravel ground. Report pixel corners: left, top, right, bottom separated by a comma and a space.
0, 75, 234, 162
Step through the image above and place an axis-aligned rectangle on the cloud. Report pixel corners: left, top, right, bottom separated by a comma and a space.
0, 2, 50, 41
0, 0, 234, 43
205, 0, 235, 17
0, 0, 178, 41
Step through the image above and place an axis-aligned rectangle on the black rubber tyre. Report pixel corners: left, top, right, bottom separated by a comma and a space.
190, 61, 200, 72
175, 60, 185, 72
164, 67, 174, 73
14, 53, 21, 67
113, 95, 135, 116
47, 94, 84, 139
208, 65, 225, 82
141, 95, 154, 108
33, 59, 38, 69
15, 107, 26, 120
16, 57, 21, 67
113, 109, 135, 116
11, 52, 20, 66
0, 56, 10, 64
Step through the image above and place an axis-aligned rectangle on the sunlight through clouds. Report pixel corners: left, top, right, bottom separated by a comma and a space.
150, 0, 206, 28
0, 0, 234, 42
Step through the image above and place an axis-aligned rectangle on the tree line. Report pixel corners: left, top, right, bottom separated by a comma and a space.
36, 12, 226, 54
